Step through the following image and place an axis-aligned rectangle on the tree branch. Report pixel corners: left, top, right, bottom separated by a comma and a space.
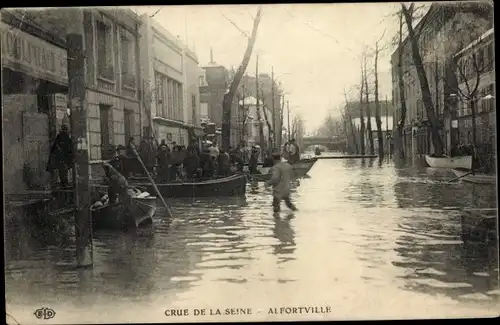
221, 12, 250, 38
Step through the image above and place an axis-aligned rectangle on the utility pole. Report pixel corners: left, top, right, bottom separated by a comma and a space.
67, 8, 92, 268
255, 54, 265, 151
241, 84, 245, 145
271, 66, 276, 151
385, 95, 388, 132
287, 100, 291, 142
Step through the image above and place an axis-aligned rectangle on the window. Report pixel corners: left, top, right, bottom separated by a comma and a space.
120, 29, 136, 88
200, 102, 209, 120
99, 104, 111, 159
124, 109, 134, 141
486, 43, 494, 70
96, 19, 114, 80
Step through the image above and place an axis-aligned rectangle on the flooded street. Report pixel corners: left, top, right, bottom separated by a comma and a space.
5, 158, 499, 323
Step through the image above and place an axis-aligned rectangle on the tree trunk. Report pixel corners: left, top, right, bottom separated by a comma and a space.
261, 94, 274, 151
255, 61, 266, 152
359, 64, 366, 155
363, 55, 374, 156
221, 8, 262, 152
401, 4, 444, 156
374, 44, 384, 160
279, 95, 285, 150
394, 11, 407, 163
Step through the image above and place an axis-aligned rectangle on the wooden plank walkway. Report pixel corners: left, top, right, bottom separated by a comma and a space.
316, 155, 378, 160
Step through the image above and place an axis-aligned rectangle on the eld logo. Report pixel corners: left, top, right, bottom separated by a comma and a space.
34, 307, 56, 320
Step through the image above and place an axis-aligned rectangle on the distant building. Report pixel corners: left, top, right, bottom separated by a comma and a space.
139, 14, 202, 147
238, 96, 272, 148
239, 73, 283, 148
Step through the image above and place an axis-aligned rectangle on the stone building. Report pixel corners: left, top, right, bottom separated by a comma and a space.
390, 2, 492, 160
2, 8, 142, 191
139, 14, 201, 147
454, 28, 495, 153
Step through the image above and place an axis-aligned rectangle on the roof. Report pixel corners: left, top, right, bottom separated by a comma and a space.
454, 28, 494, 58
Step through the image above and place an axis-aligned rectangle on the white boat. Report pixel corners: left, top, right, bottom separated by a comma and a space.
451, 168, 496, 185
425, 155, 473, 169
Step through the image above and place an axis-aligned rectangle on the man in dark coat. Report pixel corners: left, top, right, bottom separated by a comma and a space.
156, 142, 171, 182
47, 124, 73, 187
218, 149, 231, 177
249, 146, 260, 174
183, 147, 200, 180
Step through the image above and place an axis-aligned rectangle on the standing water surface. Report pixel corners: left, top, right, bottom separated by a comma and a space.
5, 159, 499, 323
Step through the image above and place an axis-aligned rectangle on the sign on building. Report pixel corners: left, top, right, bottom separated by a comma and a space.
1, 22, 68, 86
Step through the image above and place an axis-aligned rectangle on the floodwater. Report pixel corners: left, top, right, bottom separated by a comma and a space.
4, 158, 499, 323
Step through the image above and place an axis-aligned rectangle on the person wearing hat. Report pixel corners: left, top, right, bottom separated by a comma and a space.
47, 124, 73, 187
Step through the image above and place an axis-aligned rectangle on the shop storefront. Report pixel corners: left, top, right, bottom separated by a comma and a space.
1, 21, 68, 194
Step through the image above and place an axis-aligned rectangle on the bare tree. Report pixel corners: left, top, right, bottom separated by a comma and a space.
394, 11, 408, 162
221, 7, 263, 152
374, 31, 385, 160
401, 3, 444, 156
358, 61, 366, 155
363, 52, 374, 155
259, 86, 274, 149
343, 90, 359, 154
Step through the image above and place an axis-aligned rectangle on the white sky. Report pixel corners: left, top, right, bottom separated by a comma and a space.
131, 3, 406, 133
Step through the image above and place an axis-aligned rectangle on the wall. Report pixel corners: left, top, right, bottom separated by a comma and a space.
201, 65, 228, 126
184, 50, 201, 126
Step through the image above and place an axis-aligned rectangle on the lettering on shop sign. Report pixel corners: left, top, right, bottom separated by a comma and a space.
1, 22, 68, 83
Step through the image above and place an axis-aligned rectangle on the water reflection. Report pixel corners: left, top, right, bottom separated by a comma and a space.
392, 166, 498, 303
272, 213, 296, 262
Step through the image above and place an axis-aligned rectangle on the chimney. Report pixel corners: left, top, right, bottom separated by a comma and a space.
210, 47, 214, 63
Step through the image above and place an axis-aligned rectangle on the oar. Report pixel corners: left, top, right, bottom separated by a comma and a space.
446, 170, 474, 183
130, 146, 173, 218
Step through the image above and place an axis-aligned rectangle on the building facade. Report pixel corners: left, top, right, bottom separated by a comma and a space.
455, 28, 495, 157
390, 2, 492, 160
2, 8, 142, 191
139, 14, 201, 147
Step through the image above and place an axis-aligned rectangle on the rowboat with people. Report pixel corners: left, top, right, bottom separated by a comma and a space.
91, 199, 155, 230
127, 173, 247, 198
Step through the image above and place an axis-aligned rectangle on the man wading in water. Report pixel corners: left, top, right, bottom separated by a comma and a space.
266, 153, 298, 213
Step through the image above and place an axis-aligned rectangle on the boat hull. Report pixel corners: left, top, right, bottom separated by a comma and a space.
135, 174, 247, 198
91, 200, 155, 230
425, 155, 472, 169
451, 168, 496, 184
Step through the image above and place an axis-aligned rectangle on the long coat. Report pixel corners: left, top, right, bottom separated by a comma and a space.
268, 161, 293, 199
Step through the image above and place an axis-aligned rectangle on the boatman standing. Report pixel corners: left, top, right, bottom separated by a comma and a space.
266, 153, 298, 213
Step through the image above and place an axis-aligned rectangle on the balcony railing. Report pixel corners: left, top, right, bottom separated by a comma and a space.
98, 65, 114, 81
122, 73, 136, 89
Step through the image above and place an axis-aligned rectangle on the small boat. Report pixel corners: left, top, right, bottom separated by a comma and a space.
133, 173, 247, 198
461, 208, 497, 244
425, 154, 472, 169
91, 199, 155, 230
451, 168, 496, 185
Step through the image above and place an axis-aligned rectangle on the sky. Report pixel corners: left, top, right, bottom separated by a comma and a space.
132, 3, 405, 134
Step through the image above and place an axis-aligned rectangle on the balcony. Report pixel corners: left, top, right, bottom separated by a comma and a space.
122, 73, 136, 89
98, 65, 115, 82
